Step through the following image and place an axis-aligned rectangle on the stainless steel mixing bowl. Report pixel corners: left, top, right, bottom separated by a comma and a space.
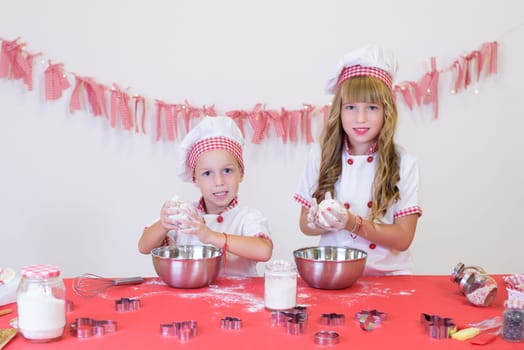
151, 245, 223, 288
293, 246, 367, 289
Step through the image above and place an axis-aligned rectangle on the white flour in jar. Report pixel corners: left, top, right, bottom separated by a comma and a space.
17, 293, 65, 340
264, 260, 297, 310
264, 280, 297, 310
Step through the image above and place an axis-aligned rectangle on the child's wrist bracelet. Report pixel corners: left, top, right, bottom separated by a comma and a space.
355, 216, 363, 235
222, 232, 228, 269
350, 216, 359, 233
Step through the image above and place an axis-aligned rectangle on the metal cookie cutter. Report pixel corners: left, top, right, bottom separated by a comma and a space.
355, 309, 387, 331
286, 313, 308, 335
314, 330, 340, 345
221, 316, 242, 330
271, 306, 308, 326
160, 320, 198, 341
115, 297, 141, 312
271, 306, 308, 335
70, 317, 117, 338
320, 312, 345, 326
420, 313, 457, 339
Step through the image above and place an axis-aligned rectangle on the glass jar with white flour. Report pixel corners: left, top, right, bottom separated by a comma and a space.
17, 264, 66, 342
264, 260, 297, 310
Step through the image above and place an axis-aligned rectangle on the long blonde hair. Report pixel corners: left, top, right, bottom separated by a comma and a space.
313, 76, 400, 222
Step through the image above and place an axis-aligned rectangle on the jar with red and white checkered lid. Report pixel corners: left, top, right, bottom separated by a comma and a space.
21, 264, 61, 279
17, 264, 66, 342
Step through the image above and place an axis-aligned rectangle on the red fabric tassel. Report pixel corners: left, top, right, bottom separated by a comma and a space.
480, 41, 498, 76
287, 109, 303, 143
165, 104, 176, 141
0, 38, 21, 78
202, 104, 217, 116
266, 109, 287, 143
69, 76, 108, 117
182, 100, 200, 134
154, 100, 178, 141
394, 83, 415, 109
225, 110, 248, 137
302, 104, 315, 143
488, 41, 498, 75
451, 59, 465, 93
0, 38, 40, 90
110, 84, 133, 130
464, 51, 481, 88
45, 62, 70, 100
18, 52, 40, 91
132, 95, 147, 134
247, 103, 268, 144
155, 99, 166, 141
416, 57, 440, 119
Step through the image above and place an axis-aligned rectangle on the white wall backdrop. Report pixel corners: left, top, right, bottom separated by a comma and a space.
1, 0, 523, 278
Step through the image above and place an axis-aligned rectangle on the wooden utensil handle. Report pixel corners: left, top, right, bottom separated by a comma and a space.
0, 309, 12, 317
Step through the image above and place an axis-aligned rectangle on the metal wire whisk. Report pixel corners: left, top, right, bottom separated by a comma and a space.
73, 273, 145, 297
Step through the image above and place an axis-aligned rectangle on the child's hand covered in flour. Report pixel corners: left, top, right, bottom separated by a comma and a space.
316, 192, 348, 231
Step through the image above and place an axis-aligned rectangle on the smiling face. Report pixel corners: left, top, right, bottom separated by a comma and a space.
337, 76, 396, 155
341, 102, 384, 155
193, 149, 243, 214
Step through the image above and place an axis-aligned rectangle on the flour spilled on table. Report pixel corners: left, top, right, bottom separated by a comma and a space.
95, 279, 414, 312
97, 278, 265, 312
357, 280, 415, 297
296, 280, 416, 307
176, 283, 265, 312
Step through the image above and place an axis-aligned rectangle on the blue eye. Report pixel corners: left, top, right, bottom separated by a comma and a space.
202, 171, 211, 177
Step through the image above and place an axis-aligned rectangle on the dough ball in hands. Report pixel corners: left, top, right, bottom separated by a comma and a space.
169, 196, 197, 229
316, 198, 348, 230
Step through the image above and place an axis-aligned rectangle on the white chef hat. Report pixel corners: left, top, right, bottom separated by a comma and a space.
177, 116, 245, 182
325, 44, 399, 94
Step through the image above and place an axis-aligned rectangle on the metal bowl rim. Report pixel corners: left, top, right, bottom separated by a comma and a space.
293, 246, 368, 262
151, 245, 223, 261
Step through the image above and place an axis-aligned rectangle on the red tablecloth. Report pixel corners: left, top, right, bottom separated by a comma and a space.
0, 275, 520, 349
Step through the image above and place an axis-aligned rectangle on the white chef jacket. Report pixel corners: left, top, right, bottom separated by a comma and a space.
294, 143, 422, 276
167, 199, 271, 277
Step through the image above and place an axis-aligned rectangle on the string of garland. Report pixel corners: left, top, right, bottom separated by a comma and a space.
0, 36, 498, 144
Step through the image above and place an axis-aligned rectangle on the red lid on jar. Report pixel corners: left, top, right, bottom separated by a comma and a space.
21, 264, 61, 279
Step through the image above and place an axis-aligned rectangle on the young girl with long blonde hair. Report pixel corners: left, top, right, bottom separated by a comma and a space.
294, 45, 422, 276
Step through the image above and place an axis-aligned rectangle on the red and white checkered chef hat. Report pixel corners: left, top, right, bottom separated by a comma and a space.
177, 116, 245, 182
325, 45, 398, 94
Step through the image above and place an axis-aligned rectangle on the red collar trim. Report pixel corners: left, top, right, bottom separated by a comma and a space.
197, 196, 239, 215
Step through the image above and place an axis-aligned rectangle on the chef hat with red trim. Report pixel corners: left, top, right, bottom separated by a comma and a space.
177, 116, 245, 182
325, 45, 398, 94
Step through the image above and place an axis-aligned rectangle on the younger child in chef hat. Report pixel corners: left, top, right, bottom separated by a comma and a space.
138, 116, 273, 277
294, 44, 422, 276
177, 116, 245, 183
